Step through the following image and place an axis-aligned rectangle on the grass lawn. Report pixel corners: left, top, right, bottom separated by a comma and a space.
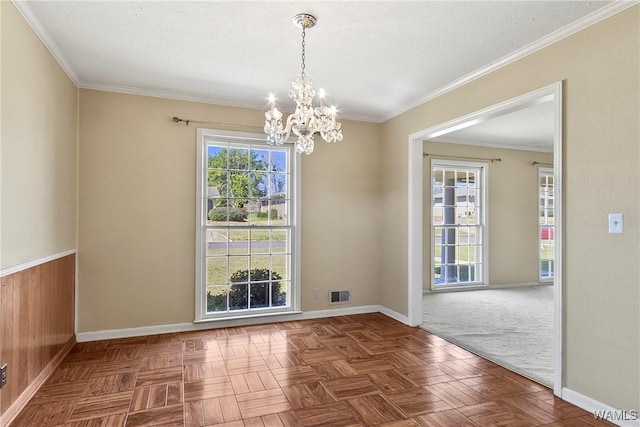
207, 216, 286, 241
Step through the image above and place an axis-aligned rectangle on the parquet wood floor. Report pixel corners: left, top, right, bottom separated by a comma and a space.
10, 313, 613, 427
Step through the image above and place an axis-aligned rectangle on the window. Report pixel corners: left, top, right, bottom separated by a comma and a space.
431, 160, 487, 287
195, 129, 299, 320
539, 167, 554, 281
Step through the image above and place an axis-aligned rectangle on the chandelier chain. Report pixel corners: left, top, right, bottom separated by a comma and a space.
300, 27, 306, 78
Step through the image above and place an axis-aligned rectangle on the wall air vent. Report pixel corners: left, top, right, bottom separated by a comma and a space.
329, 290, 351, 304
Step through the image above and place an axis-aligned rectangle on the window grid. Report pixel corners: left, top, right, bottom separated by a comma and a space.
204, 141, 292, 314
539, 169, 554, 281
432, 163, 485, 286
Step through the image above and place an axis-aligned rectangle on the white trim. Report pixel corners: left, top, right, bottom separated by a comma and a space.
551, 82, 563, 397
1, 249, 76, 277
78, 83, 375, 123
74, 254, 80, 334
75, 87, 81, 335
408, 82, 563, 394
562, 388, 640, 427
407, 134, 423, 327
75, 305, 405, 342
382, 1, 638, 122
425, 282, 550, 295
431, 136, 553, 153
11, 0, 80, 85
378, 305, 410, 325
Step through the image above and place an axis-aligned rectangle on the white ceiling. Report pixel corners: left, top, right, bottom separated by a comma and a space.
18, 1, 618, 123
434, 100, 555, 152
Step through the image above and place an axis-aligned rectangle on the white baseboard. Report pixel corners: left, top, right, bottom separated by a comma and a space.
379, 305, 410, 324
77, 304, 409, 342
562, 387, 640, 427
424, 281, 550, 294
1, 249, 76, 277
488, 281, 549, 289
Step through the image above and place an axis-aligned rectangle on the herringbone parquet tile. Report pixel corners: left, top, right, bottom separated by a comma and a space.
9, 313, 614, 426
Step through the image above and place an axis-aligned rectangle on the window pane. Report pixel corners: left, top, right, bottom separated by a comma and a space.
208, 146, 227, 169
250, 256, 271, 275
269, 174, 288, 196
228, 256, 249, 280
268, 199, 288, 225
250, 149, 269, 171
249, 172, 267, 198
271, 255, 288, 281
229, 284, 248, 310
207, 286, 228, 312
270, 150, 288, 172
250, 234, 270, 254
274, 281, 288, 307
228, 147, 250, 171
207, 257, 227, 285
207, 229, 227, 256
433, 170, 443, 187
229, 229, 249, 255
433, 206, 443, 225
228, 171, 250, 203
250, 283, 269, 308
271, 229, 288, 253
467, 171, 476, 187
246, 199, 261, 225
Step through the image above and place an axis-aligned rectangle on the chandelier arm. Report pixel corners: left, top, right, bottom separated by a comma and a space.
282, 113, 295, 140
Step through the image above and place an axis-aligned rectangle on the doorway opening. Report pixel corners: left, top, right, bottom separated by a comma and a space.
407, 82, 563, 395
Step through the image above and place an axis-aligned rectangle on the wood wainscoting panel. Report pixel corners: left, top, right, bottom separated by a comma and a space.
0, 254, 76, 425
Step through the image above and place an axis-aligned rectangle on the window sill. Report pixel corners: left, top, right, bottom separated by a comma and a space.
194, 310, 302, 325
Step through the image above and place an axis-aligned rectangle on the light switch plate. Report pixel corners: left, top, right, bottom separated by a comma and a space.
608, 213, 623, 234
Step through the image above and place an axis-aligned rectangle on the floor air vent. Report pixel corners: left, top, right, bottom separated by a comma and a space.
330, 290, 350, 304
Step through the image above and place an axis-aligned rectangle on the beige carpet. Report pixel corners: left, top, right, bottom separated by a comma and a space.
421, 284, 553, 386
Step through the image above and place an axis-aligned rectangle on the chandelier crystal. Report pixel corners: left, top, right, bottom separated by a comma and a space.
264, 13, 343, 155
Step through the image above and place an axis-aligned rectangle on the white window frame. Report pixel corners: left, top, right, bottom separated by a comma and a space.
430, 159, 488, 289
195, 129, 301, 322
539, 167, 554, 282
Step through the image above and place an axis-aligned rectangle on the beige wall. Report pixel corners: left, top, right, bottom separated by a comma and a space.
77, 89, 381, 332
1, 2, 77, 268
381, 7, 639, 411
423, 142, 553, 288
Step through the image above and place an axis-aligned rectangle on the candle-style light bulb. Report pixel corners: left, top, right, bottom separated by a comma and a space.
318, 88, 325, 108
268, 93, 276, 111
329, 105, 337, 124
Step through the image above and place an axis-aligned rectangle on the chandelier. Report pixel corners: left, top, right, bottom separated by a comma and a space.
264, 13, 343, 155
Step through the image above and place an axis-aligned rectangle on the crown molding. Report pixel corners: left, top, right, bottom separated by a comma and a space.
381, 0, 639, 122
431, 137, 554, 153
11, 0, 80, 85
78, 83, 377, 123
12, 0, 636, 124
79, 82, 264, 110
